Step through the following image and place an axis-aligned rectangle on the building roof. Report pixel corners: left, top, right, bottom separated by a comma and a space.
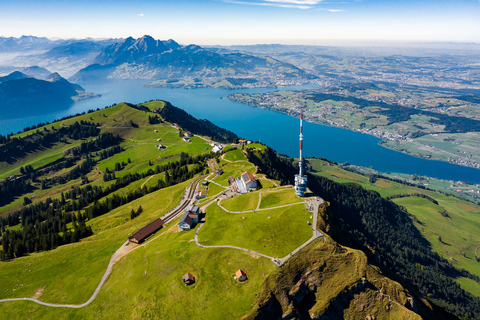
236, 269, 247, 279
129, 218, 165, 242
186, 205, 200, 214
184, 215, 194, 225
241, 172, 256, 184
183, 273, 195, 281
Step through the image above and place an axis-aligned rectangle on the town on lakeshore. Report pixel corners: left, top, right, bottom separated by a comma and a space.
0, 2, 480, 316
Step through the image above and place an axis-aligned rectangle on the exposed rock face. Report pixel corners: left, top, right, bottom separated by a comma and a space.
243, 239, 424, 320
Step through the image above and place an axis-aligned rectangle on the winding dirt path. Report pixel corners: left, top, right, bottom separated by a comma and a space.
140, 175, 154, 189
195, 197, 324, 266
0, 179, 201, 309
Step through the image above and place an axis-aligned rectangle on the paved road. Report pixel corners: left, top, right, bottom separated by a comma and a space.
194, 223, 277, 263
0, 240, 129, 308
217, 199, 305, 214
195, 196, 324, 267
0, 178, 202, 309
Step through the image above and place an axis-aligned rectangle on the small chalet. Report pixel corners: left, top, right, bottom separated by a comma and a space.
178, 205, 200, 231
182, 272, 195, 285
156, 144, 166, 150
184, 131, 193, 138
183, 137, 191, 142
202, 181, 209, 186
128, 218, 165, 244
216, 169, 224, 176
238, 139, 247, 145
235, 269, 247, 282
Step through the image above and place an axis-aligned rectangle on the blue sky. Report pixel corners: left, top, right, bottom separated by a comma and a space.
0, 0, 479, 44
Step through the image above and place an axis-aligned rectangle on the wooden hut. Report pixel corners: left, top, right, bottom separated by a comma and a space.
182, 272, 195, 285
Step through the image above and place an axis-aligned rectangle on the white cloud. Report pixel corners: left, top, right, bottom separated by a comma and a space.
221, 0, 317, 9
327, 9, 343, 12
263, 0, 323, 4
137, 13, 144, 17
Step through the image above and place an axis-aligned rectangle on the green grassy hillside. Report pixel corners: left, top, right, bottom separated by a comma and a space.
308, 158, 480, 295
1, 101, 471, 319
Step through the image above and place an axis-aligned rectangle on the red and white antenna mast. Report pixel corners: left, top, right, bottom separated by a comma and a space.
299, 112, 304, 177
295, 111, 307, 197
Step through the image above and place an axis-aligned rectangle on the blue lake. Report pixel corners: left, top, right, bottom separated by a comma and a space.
1, 79, 480, 183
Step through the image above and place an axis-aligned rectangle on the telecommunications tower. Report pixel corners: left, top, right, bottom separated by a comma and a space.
294, 112, 307, 197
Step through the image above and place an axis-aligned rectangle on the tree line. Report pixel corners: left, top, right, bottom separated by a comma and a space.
0, 212, 92, 261
0, 152, 210, 260
247, 147, 480, 319
0, 121, 100, 163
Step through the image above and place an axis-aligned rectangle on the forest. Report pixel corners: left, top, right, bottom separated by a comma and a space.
156, 100, 238, 143
0, 151, 211, 261
247, 146, 480, 319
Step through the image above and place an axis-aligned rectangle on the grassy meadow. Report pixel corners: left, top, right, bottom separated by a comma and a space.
308, 158, 480, 295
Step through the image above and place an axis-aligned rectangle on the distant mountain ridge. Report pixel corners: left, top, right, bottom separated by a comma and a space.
95, 36, 181, 65
0, 36, 121, 78
71, 35, 315, 87
0, 35, 56, 52
0, 71, 98, 121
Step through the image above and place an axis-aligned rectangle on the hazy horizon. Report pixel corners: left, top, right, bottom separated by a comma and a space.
0, 0, 479, 46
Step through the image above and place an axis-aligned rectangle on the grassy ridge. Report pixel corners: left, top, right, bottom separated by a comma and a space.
223, 148, 247, 161
221, 191, 260, 211
0, 180, 188, 303
245, 238, 421, 319
308, 158, 480, 295
200, 200, 312, 258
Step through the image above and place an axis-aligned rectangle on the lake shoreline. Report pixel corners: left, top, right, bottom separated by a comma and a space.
2, 79, 480, 183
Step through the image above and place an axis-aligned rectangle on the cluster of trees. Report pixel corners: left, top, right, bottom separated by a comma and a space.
36, 158, 75, 178
156, 101, 238, 143
130, 206, 143, 220
19, 165, 34, 175
0, 212, 92, 260
0, 134, 12, 145
87, 161, 205, 219
386, 193, 439, 205
306, 92, 480, 134
64, 132, 121, 157
248, 147, 480, 319
0, 152, 209, 260
0, 177, 34, 206
103, 162, 126, 182
0, 121, 100, 163
148, 114, 162, 124
98, 145, 123, 160
42, 155, 96, 189
2, 145, 124, 206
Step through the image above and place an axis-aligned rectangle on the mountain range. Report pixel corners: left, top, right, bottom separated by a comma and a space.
0, 71, 97, 121
71, 35, 316, 87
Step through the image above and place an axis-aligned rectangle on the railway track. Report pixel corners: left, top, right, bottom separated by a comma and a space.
161, 177, 202, 224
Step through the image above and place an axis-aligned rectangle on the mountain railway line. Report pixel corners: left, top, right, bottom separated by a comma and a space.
160, 177, 202, 224
0, 176, 203, 309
